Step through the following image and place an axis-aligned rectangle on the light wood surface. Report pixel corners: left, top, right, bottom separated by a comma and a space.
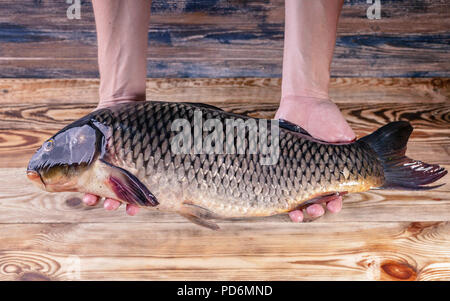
0, 222, 449, 281
0, 77, 449, 281
0, 78, 449, 104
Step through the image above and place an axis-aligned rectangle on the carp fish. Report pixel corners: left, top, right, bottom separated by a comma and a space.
27, 101, 447, 229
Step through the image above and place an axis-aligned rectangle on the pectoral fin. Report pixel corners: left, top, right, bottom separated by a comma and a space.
100, 159, 158, 207
179, 203, 221, 230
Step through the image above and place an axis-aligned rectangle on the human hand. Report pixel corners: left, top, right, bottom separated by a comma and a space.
275, 95, 356, 222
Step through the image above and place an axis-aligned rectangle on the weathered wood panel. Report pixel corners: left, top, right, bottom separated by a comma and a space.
0, 222, 449, 280
0, 0, 449, 78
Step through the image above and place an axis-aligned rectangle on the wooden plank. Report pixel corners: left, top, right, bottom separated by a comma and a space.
1, 38, 447, 78
1, 0, 449, 34
0, 222, 448, 280
0, 0, 449, 78
0, 166, 448, 224
0, 78, 448, 104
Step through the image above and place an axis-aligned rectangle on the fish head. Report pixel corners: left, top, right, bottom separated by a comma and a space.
27, 117, 106, 192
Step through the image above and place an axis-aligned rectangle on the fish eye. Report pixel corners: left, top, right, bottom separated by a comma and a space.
43, 139, 54, 152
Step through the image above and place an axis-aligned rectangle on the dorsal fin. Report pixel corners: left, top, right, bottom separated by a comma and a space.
278, 119, 353, 145
278, 119, 313, 136
183, 102, 224, 111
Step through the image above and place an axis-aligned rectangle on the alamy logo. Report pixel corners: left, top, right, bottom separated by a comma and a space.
66, 0, 81, 20
170, 110, 280, 165
366, 0, 381, 20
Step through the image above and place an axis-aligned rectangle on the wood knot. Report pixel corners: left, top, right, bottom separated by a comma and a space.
65, 197, 82, 207
406, 222, 439, 235
381, 261, 417, 281
18, 272, 52, 281
431, 78, 443, 89
2, 263, 22, 275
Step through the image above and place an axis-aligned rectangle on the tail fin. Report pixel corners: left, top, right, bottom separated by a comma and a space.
359, 121, 447, 190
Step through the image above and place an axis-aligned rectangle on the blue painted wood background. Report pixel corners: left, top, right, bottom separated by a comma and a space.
0, 0, 448, 78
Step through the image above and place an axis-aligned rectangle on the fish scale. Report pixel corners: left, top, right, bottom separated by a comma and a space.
90, 101, 385, 217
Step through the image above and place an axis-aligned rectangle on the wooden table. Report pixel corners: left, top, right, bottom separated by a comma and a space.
0, 78, 448, 280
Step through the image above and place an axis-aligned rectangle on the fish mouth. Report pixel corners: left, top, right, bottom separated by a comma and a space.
27, 167, 80, 192
26, 169, 46, 188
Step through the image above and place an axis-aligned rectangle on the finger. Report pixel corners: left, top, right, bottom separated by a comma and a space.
306, 204, 325, 218
83, 193, 99, 206
326, 196, 343, 213
288, 210, 304, 223
104, 198, 121, 211
126, 204, 140, 216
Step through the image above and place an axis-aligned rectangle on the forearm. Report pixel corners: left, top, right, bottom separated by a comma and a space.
282, 0, 343, 99
92, 0, 151, 104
